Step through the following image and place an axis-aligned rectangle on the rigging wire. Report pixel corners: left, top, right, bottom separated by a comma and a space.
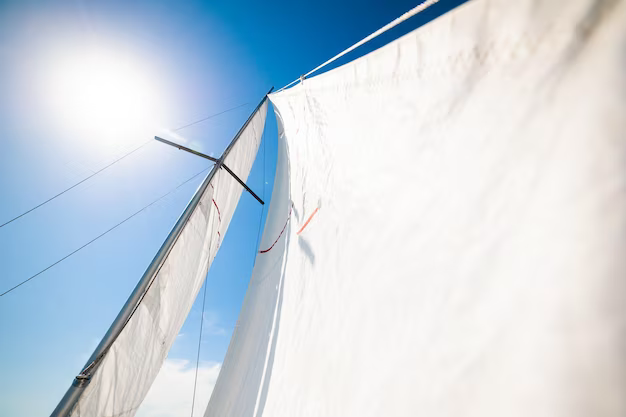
0, 140, 151, 229
172, 102, 250, 132
190, 268, 210, 417
0, 102, 250, 230
0, 166, 211, 297
276, 0, 440, 92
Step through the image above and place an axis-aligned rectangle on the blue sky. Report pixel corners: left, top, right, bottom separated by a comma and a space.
0, 0, 464, 415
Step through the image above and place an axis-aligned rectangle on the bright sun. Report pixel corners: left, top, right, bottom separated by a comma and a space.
41, 43, 166, 146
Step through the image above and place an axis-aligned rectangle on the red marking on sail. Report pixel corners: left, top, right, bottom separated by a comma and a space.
296, 207, 319, 235
212, 199, 221, 222
259, 206, 292, 254
211, 185, 222, 244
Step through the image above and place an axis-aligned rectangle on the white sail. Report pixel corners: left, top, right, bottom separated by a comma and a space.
204, 105, 291, 417
70, 101, 268, 417
207, 0, 626, 416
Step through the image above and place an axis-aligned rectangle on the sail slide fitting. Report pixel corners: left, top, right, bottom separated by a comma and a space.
72, 374, 91, 387
154, 136, 265, 205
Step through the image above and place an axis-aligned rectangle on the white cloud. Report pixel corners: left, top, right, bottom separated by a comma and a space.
136, 359, 221, 417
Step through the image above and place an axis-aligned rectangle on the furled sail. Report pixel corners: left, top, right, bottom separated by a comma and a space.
55, 100, 268, 417
206, 0, 626, 416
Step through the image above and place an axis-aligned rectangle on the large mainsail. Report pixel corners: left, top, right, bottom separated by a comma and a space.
53, 99, 268, 417
206, 0, 626, 416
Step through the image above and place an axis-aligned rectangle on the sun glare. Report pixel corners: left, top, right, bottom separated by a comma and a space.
41, 43, 166, 148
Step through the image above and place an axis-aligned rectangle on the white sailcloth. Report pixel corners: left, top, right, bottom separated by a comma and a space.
207, 0, 626, 416
204, 104, 291, 417
71, 101, 268, 417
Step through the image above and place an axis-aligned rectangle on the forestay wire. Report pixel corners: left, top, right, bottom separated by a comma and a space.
276, 0, 440, 93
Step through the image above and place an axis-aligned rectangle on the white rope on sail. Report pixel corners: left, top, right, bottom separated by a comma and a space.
276, 0, 440, 92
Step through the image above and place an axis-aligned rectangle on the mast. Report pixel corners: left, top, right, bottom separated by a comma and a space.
51, 87, 273, 417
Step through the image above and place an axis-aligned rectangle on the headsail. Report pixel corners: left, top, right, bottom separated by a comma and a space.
207, 0, 626, 416
52, 97, 268, 417
204, 105, 291, 417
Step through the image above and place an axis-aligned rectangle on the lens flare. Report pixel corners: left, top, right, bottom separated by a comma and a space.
40, 42, 166, 148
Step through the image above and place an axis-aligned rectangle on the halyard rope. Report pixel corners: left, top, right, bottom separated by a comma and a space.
276, 0, 440, 93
